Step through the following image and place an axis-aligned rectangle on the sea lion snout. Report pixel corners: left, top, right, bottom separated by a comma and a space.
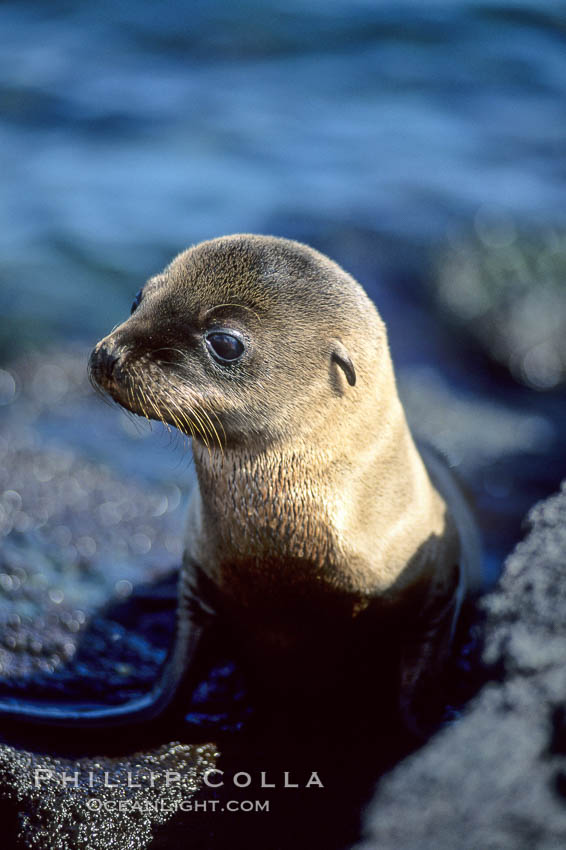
89, 336, 132, 389
89, 339, 117, 381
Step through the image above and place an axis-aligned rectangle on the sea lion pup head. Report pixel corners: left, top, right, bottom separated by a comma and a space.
89, 234, 392, 452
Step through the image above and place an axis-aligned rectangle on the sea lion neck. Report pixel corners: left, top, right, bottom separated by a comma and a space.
192, 440, 337, 527
190, 439, 345, 571
188, 419, 446, 601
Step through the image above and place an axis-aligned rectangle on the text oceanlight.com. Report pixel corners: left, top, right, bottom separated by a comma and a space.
86, 798, 270, 813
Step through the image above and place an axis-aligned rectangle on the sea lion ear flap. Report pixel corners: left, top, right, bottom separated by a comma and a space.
331, 341, 356, 387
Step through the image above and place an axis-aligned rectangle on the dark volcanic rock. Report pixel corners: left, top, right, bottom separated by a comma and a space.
357, 480, 566, 850
0, 742, 219, 850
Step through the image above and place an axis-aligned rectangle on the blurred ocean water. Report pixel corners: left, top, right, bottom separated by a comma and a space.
1, 0, 566, 347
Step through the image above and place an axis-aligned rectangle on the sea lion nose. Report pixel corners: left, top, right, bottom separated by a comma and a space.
89, 339, 122, 383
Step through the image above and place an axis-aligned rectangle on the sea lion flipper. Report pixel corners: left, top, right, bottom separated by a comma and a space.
398, 563, 464, 736
0, 595, 214, 729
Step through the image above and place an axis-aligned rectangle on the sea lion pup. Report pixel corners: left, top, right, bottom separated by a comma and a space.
0, 235, 480, 729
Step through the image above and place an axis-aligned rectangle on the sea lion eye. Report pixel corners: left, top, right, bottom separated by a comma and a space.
205, 331, 245, 363
131, 289, 143, 314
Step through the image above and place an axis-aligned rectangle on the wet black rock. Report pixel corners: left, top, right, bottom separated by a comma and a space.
357, 480, 566, 850
0, 741, 219, 850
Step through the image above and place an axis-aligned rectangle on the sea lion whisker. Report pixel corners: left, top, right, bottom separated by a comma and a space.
161, 401, 192, 452
173, 378, 226, 452
143, 381, 173, 433
124, 375, 147, 432
197, 405, 225, 454
176, 394, 213, 444
161, 384, 210, 455
166, 394, 196, 442
180, 403, 213, 460
127, 387, 147, 431
150, 385, 190, 446
120, 378, 147, 433
135, 380, 153, 422
147, 388, 172, 434
135, 380, 155, 431
159, 371, 218, 451
202, 402, 227, 444
175, 388, 221, 452
173, 393, 211, 449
